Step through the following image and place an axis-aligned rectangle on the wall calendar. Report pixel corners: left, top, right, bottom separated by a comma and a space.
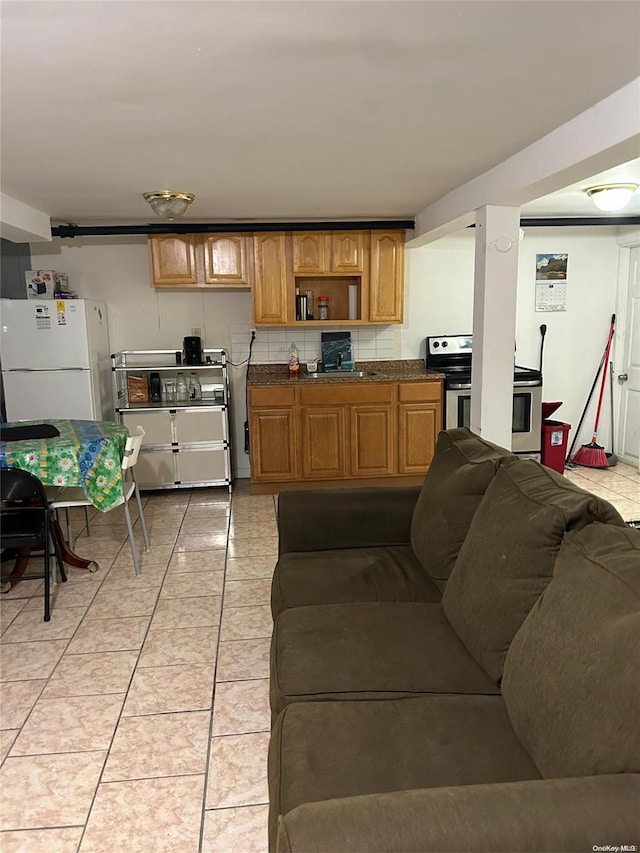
535, 253, 568, 312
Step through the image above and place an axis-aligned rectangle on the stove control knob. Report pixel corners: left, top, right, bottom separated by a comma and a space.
432, 341, 440, 348
441, 340, 448, 348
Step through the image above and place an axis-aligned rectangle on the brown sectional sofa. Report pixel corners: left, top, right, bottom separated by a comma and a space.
268, 428, 640, 852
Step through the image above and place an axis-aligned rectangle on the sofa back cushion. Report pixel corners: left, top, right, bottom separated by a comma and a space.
410, 428, 514, 590
502, 523, 640, 778
442, 458, 625, 682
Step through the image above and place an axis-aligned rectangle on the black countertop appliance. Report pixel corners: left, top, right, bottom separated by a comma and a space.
183, 336, 203, 365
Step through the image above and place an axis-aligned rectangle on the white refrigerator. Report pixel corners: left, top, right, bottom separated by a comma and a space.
1, 299, 112, 421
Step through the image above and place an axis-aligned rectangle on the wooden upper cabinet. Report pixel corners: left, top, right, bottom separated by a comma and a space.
203, 234, 252, 286
149, 233, 252, 289
148, 234, 199, 286
252, 233, 289, 325
369, 230, 404, 323
292, 231, 364, 274
331, 231, 364, 272
292, 233, 328, 273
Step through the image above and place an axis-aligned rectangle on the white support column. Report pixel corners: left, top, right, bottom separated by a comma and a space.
470, 205, 521, 449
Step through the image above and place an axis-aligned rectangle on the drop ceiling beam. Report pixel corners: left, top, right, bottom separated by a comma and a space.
1, 194, 51, 243
410, 77, 640, 246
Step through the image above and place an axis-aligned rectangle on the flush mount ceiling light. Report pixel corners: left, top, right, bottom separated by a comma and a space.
585, 183, 638, 213
143, 190, 195, 220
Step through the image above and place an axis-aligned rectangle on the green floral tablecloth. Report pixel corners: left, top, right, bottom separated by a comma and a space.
0, 419, 129, 511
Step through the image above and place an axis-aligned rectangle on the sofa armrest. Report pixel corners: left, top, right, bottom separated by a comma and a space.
278, 486, 422, 554
276, 775, 640, 853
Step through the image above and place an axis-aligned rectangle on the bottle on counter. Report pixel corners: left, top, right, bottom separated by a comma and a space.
288, 343, 300, 376
176, 372, 188, 402
188, 372, 202, 401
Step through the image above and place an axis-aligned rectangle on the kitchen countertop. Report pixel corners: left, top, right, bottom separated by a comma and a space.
248, 359, 444, 386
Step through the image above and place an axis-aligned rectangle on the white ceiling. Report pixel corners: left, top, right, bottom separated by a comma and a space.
1, 0, 640, 229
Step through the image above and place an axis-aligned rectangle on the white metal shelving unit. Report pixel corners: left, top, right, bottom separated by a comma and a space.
111, 348, 232, 492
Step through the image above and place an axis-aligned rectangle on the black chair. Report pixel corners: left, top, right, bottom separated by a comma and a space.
1, 467, 66, 621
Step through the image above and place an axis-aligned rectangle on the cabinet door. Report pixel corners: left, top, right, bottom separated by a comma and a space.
292, 233, 329, 273
135, 449, 177, 488
331, 232, 364, 272
121, 410, 174, 445
300, 406, 348, 479
202, 234, 251, 286
250, 408, 297, 481
369, 230, 404, 322
350, 404, 395, 476
174, 409, 226, 443
252, 233, 288, 325
398, 402, 440, 474
148, 235, 199, 286
177, 448, 228, 485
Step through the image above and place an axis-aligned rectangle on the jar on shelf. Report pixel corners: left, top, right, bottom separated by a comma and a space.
188, 372, 202, 401
317, 296, 329, 321
176, 372, 188, 402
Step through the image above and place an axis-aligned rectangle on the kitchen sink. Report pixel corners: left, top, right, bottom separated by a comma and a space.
306, 370, 380, 379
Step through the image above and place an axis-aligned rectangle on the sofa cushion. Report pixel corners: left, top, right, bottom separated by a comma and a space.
410, 428, 514, 590
502, 522, 640, 779
271, 545, 441, 619
270, 602, 499, 716
442, 459, 625, 683
269, 695, 541, 849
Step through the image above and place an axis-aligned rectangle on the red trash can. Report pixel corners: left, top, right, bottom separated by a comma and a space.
541, 402, 571, 474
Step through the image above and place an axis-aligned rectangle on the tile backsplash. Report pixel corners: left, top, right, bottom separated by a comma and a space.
230, 325, 400, 366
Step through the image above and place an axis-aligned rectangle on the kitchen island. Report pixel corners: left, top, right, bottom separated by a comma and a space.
248, 359, 444, 490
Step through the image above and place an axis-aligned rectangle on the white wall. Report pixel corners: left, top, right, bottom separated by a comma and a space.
402, 226, 622, 453
30, 226, 624, 473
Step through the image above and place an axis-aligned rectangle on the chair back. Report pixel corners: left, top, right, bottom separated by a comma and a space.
1, 466, 49, 506
122, 425, 145, 471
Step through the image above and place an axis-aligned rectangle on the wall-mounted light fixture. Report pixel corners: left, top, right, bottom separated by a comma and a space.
585, 183, 638, 213
143, 190, 195, 220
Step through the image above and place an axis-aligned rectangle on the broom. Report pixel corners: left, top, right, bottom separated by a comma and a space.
572, 314, 615, 469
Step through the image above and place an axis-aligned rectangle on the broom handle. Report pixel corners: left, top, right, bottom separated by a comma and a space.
590, 315, 616, 441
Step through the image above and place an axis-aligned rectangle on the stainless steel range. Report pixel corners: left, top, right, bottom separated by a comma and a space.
426, 334, 543, 455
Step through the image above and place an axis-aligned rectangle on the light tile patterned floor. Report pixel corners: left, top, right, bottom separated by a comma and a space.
1, 462, 639, 852
1, 480, 274, 853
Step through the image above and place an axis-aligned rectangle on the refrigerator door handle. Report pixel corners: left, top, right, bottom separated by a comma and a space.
6, 367, 87, 372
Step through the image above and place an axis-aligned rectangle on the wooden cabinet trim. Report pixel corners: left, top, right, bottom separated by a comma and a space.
398, 381, 442, 402
249, 386, 295, 407
299, 383, 394, 406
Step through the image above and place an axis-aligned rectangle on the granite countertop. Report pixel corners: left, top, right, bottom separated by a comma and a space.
248, 359, 444, 386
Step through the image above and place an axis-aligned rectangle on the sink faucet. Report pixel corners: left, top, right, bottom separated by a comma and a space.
336, 352, 343, 370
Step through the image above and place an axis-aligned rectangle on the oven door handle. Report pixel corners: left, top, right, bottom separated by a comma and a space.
513, 380, 543, 388
447, 382, 472, 390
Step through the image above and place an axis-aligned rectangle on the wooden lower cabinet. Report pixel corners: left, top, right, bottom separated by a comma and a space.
249, 386, 297, 482
350, 404, 395, 476
301, 407, 347, 479
248, 379, 442, 484
397, 382, 442, 474
398, 402, 440, 473
250, 408, 297, 482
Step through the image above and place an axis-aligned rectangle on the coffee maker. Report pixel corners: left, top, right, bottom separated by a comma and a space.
183, 336, 203, 365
